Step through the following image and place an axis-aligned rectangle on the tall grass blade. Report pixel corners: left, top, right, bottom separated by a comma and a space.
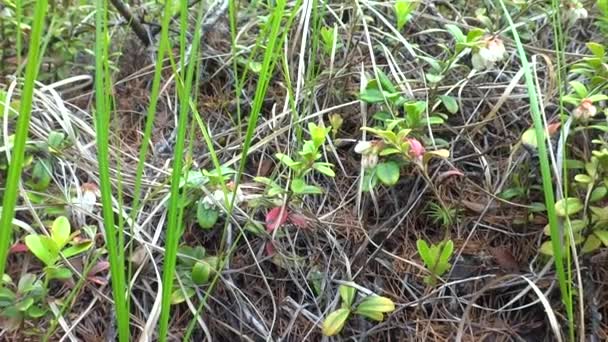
497, 1, 573, 340
157, 0, 208, 339
0, 0, 48, 280
94, 0, 129, 340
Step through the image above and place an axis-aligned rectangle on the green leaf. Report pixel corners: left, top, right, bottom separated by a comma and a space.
313, 163, 335, 177
308, 123, 329, 148
275, 153, 299, 169
0, 288, 16, 304
587, 94, 608, 103
376, 161, 400, 186
445, 24, 465, 43
539, 240, 554, 256
591, 186, 607, 202
29, 159, 52, 191
322, 308, 350, 336
554, 198, 584, 217
339, 284, 357, 307
377, 69, 397, 93
62, 241, 93, 259
51, 216, 71, 249
575, 174, 593, 184
355, 308, 384, 321
196, 201, 219, 229
594, 230, 608, 246
582, 234, 602, 254
521, 127, 540, 148
394, 0, 414, 30
466, 28, 485, 43
26, 305, 47, 318
25, 235, 59, 266
425, 73, 443, 84
45, 266, 72, 280
191, 261, 210, 285
587, 42, 605, 57
356, 296, 395, 313
15, 297, 34, 312
170, 287, 196, 305
437, 240, 454, 274
569, 81, 587, 98
291, 178, 323, 195
416, 240, 433, 268
17, 274, 37, 293
360, 88, 388, 103
47, 131, 65, 151
439, 95, 458, 114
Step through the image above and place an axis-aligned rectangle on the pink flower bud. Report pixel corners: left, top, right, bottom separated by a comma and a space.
407, 138, 425, 160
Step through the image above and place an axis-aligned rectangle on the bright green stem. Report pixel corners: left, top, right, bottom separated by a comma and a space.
0, 0, 48, 281
498, 1, 573, 340
94, 0, 129, 340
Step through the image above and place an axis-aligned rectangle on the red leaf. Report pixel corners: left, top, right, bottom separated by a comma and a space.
265, 241, 276, 256
266, 206, 288, 232
289, 213, 309, 229
9, 243, 28, 254
88, 261, 110, 276
87, 276, 107, 286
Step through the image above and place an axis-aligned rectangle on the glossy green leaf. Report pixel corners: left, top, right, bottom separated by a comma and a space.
15, 297, 34, 312
45, 266, 72, 280
439, 95, 458, 114
25, 235, 59, 266
594, 230, 608, 246
554, 198, 584, 217
539, 240, 554, 256
313, 163, 335, 177
445, 24, 465, 43
51, 216, 71, 249
569, 81, 587, 98
582, 234, 602, 254
191, 261, 210, 285
291, 178, 323, 195
196, 201, 219, 229
27, 305, 47, 318
356, 296, 395, 313
339, 284, 357, 307
355, 308, 384, 321
170, 287, 196, 305
376, 161, 400, 186
62, 241, 93, 259
322, 308, 350, 336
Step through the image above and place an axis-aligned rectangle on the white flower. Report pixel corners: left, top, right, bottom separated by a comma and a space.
355, 140, 381, 169
73, 182, 100, 214
573, 99, 597, 121
354, 140, 373, 154
472, 36, 507, 70
362, 154, 379, 169
567, 1, 588, 22
202, 185, 245, 208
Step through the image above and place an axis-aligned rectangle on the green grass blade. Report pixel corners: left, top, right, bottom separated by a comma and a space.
157, 0, 208, 339
94, 0, 129, 340
497, 1, 572, 340
0, 0, 48, 280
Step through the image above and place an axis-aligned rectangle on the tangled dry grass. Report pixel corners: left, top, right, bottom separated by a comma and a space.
2, 1, 608, 341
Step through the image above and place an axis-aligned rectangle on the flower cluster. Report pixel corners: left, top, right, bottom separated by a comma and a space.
471, 36, 507, 70
573, 98, 597, 121
354, 140, 383, 169
566, 1, 587, 23
201, 182, 245, 208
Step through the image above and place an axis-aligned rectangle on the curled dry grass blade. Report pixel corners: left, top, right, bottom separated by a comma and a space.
0, 0, 48, 281
94, 0, 129, 340
498, 1, 573, 340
